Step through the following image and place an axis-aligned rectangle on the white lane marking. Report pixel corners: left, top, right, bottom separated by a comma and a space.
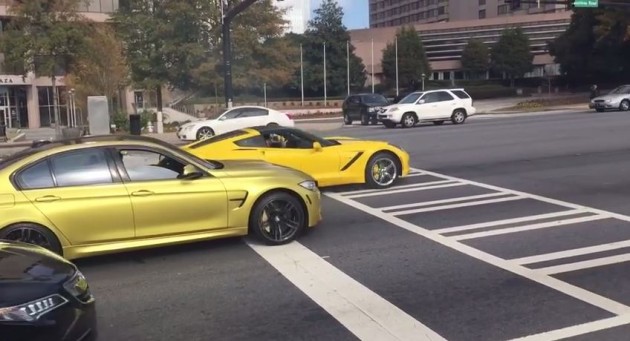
512, 240, 630, 265
537, 253, 630, 275
452, 215, 610, 241
392, 196, 525, 216
339, 180, 456, 196
247, 241, 447, 341
433, 210, 588, 235
346, 183, 466, 199
507, 314, 630, 341
414, 168, 630, 224
403, 172, 426, 177
324, 192, 630, 315
379, 192, 509, 211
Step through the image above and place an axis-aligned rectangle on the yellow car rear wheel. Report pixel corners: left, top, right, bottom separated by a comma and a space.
0, 223, 62, 255
249, 192, 306, 245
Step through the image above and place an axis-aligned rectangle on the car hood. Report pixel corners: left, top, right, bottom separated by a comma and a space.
594, 94, 625, 101
214, 159, 311, 179
181, 119, 216, 129
0, 241, 76, 307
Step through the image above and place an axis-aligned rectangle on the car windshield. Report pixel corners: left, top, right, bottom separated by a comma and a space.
398, 92, 423, 104
609, 85, 630, 94
362, 94, 389, 105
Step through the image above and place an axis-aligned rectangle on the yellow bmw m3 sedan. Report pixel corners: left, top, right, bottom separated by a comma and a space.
0, 135, 321, 260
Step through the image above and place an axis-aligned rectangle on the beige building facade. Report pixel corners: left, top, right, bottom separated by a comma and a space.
0, 0, 162, 130
351, 11, 572, 86
369, 0, 569, 28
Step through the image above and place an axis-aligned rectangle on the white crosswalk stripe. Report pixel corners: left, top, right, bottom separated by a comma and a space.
323, 166, 630, 339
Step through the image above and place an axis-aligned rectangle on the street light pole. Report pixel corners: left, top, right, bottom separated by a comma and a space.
221, 0, 284, 109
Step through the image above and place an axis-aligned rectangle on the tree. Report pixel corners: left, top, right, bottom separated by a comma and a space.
491, 27, 534, 87
0, 0, 89, 136
64, 24, 129, 114
461, 39, 489, 79
111, 0, 214, 118
301, 0, 366, 96
191, 1, 298, 96
381, 25, 431, 91
548, 7, 630, 85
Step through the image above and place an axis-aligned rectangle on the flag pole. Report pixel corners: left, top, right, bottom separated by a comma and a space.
346, 40, 350, 96
395, 37, 399, 97
323, 42, 327, 107
300, 43, 304, 107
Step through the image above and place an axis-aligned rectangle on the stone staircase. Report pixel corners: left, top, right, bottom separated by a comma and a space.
24, 128, 57, 141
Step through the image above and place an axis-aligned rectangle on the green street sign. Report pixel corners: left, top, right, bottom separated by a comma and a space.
573, 0, 598, 7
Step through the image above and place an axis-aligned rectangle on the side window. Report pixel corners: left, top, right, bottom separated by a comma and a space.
118, 149, 185, 181
437, 91, 455, 101
421, 92, 440, 104
17, 160, 55, 190
51, 149, 113, 187
220, 109, 242, 120
349, 96, 360, 104
239, 108, 268, 117
235, 135, 267, 147
263, 132, 312, 149
451, 90, 471, 99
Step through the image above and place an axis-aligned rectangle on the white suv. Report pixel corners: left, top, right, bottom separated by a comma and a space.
377, 88, 477, 128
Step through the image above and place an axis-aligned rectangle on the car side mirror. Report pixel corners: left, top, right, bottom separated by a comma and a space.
178, 164, 204, 180
417, 99, 425, 104
313, 142, 323, 151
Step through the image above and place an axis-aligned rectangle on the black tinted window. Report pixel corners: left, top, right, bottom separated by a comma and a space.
119, 149, 184, 181
235, 136, 267, 147
51, 149, 113, 187
437, 91, 455, 101
421, 92, 440, 103
239, 108, 268, 117
17, 160, 55, 190
451, 90, 471, 99
362, 94, 389, 105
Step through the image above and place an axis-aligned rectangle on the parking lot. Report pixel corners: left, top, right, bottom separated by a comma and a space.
74, 109, 630, 341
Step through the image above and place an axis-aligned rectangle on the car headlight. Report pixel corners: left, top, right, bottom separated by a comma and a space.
299, 180, 318, 191
0, 294, 69, 322
64, 270, 90, 299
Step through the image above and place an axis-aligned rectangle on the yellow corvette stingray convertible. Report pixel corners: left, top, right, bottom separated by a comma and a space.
182, 126, 410, 188
0, 135, 321, 260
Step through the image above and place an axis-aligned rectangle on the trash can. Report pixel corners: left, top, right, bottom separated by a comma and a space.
129, 114, 142, 135
62, 127, 82, 139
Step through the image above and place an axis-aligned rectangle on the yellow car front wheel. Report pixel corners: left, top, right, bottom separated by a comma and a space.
365, 152, 399, 189
250, 192, 306, 245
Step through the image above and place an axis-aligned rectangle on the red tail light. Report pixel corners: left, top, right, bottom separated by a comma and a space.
285, 113, 294, 120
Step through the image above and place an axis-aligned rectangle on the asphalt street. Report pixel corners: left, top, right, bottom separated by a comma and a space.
74, 108, 630, 341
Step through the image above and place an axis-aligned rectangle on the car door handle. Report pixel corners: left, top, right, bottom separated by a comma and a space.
131, 190, 154, 197
35, 195, 61, 203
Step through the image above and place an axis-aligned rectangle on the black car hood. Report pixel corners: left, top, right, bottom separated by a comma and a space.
0, 241, 75, 307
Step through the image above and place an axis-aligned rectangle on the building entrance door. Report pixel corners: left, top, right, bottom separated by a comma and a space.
0, 87, 10, 129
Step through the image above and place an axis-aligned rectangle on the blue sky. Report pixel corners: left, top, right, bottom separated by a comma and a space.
310, 0, 369, 30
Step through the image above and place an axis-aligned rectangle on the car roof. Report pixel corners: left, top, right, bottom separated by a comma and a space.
0, 135, 175, 170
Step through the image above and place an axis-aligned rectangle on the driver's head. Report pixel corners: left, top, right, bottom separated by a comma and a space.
268, 133, 285, 147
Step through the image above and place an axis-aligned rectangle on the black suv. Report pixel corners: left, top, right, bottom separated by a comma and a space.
342, 93, 390, 125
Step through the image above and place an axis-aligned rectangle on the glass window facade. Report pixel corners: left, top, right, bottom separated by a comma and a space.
38, 87, 68, 127
76, 0, 119, 13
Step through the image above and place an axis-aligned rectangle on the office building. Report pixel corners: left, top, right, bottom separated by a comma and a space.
0, 0, 174, 131
351, 11, 571, 86
369, 0, 568, 28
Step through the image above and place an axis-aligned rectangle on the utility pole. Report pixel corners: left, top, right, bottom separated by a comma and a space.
221, 0, 284, 109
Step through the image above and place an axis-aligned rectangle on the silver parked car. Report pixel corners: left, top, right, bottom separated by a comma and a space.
589, 85, 630, 112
